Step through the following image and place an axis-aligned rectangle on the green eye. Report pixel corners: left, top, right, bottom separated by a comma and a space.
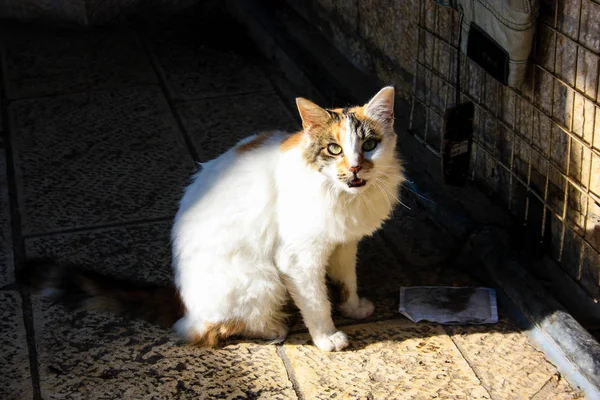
362, 139, 378, 152
327, 143, 343, 155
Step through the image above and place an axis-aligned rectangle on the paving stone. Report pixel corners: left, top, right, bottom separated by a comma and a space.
531, 373, 584, 399
34, 295, 296, 400
176, 92, 299, 162
0, 150, 14, 287
25, 221, 173, 285
143, 11, 274, 101
283, 319, 491, 399
0, 291, 33, 400
382, 208, 457, 267
446, 318, 581, 399
3, 23, 157, 99
10, 86, 195, 235
356, 233, 413, 290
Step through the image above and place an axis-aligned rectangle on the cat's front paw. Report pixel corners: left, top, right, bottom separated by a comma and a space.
313, 331, 349, 352
340, 297, 375, 319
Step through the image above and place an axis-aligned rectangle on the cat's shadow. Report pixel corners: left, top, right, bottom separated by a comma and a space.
221, 282, 521, 352
225, 314, 521, 352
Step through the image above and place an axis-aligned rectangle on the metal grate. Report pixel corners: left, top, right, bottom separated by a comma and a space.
409, 0, 600, 300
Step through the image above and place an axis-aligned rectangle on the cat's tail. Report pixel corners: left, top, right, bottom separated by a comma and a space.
22, 258, 185, 327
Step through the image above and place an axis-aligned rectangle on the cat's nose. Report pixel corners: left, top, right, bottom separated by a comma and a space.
349, 165, 362, 174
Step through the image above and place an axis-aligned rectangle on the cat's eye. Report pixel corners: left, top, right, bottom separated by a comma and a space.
327, 143, 343, 155
362, 139, 378, 152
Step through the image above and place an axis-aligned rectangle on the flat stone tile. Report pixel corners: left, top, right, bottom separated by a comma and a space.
382, 207, 457, 267
283, 319, 491, 399
143, 11, 274, 101
0, 291, 33, 400
0, 150, 14, 287
177, 92, 299, 161
356, 233, 413, 290
3, 23, 157, 99
532, 374, 583, 399
34, 296, 296, 400
10, 86, 195, 235
445, 318, 579, 399
25, 221, 173, 285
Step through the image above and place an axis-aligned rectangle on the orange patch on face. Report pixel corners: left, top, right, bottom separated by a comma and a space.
336, 155, 350, 173
236, 132, 275, 154
352, 107, 367, 119
280, 131, 304, 151
190, 319, 246, 348
332, 120, 343, 145
362, 158, 374, 170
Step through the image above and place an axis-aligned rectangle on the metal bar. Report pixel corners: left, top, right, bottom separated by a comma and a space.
416, 58, 600, 159
416, 22, 600, 109
413, 0, 600, 273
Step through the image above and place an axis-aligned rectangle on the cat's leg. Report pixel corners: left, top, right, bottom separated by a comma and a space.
278, 246, 349, 352
328, 241, 375, 320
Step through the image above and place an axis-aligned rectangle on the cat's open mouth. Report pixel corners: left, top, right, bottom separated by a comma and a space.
348, 178, 366, 188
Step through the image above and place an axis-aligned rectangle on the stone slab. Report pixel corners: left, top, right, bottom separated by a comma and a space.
25, 221, 174, 285
34, 295, 296, 400
382, 206, 458, 268
446, 318, 581, 399
9, 86, 195, 235
3, 23, 157, 99
142, 11, 274, 101
0, 291, 33, 400
283, 319, 492, 399
176, 92, 299, 162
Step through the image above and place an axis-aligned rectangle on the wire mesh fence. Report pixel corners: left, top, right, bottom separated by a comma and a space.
409, 0, 600, 300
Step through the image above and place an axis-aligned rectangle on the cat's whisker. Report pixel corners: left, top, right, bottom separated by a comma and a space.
373, 171, 407, 179
373, 180, 393, 211
400, 183, 436, 204
359, 194, 378, 218
374, 178, 411, 210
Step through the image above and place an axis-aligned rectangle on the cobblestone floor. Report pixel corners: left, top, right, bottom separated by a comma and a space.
0, 4, 582, 399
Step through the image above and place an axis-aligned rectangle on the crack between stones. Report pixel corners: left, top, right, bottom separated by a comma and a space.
276, 344, 305, 400
2, 55, 43, 399
444, 328, 496, 400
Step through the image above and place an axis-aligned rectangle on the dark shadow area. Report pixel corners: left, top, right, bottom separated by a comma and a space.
0, 0, 591, 399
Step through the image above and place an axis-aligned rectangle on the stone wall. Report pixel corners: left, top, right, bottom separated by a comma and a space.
286, 0, 600, 302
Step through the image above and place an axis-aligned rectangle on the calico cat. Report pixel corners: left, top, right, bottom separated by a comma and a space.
171, 86, 404, 351
32, 86, 405, 352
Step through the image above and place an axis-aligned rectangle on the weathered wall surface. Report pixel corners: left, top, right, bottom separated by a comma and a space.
287, 0, 600, 303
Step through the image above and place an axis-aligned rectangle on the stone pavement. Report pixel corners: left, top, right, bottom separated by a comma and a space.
0, 4, 582, 399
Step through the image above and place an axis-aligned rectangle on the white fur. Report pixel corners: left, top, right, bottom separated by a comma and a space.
171, 87, 404, 351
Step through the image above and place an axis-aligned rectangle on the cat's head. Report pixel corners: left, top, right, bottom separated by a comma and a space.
294, 86, 399, 193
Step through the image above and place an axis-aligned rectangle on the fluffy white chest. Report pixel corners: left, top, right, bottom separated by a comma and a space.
275, 150, 396, 244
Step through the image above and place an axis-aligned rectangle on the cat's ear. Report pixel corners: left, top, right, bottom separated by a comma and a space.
364, 86, 395, 131
296, 97, 330, 132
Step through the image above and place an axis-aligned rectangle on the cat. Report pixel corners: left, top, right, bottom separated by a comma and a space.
170, 86, 404, 351
30, 86, 405, 352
